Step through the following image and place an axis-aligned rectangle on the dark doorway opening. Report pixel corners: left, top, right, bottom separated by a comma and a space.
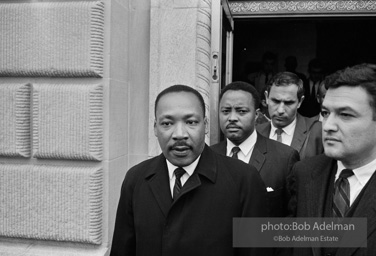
233, 17, 376, 82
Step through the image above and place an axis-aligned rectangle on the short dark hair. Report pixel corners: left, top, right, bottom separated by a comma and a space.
219, 81, 261, 109
154, 84, 206, 117
262, 51, 277, 62
285, 56, 298, 70
266, 71, 305, 100
308, 58, 323, 71
328, 63, 376, 119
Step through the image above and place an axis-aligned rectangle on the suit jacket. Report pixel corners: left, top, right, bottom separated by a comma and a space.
110, 145, 269, 256
211, 133, 300, 217
289, 154, 376, 256
298, 79, 322, 118
257, 114, 323, 159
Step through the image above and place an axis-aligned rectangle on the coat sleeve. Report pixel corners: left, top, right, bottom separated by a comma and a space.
110, 170, 136, 256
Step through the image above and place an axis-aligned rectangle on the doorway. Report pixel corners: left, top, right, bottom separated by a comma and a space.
232, 17, 376, 82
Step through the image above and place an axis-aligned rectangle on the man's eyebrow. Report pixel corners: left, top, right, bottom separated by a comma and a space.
271, 97, 295, 103
336, 106, 357, 113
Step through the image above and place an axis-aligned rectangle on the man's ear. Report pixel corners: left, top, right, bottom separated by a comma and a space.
204, 117, 209, 135
255, 108, 260, 119
153, 119, 157, 136
297, 95, 305, 109
264, 91, 269, 105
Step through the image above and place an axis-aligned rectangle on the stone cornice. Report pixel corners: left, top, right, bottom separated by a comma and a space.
229, 1, 376, 16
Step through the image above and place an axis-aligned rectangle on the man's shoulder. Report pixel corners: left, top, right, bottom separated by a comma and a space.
210, 140, 226, 155
256, 121, 271, 135
212, 148, 259, 177
126, 155, 163, 179
294, 154, 332, 174
298, 114, 322, 130
261, 134, 297, 153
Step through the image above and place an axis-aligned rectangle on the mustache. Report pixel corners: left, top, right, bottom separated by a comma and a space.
226, 123, 241, 129
170, 141, 191, 149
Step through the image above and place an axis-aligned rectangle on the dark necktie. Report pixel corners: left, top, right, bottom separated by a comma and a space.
265, 73, 269, 84
333, 169, 354, 217
173, 167, 186, 200
276, 128, 283, 143
231, 147, 241, 159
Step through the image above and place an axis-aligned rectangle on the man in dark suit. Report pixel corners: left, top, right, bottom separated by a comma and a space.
110, 84, 268, 256
211, 81, 299, 218
257, 71, 323, 159
289, 63, 376, 255
298, 58, 325, 118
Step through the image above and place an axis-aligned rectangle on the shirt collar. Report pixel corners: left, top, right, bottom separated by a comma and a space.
271, 117, 296, 136
337, 158, 376, 186
166, 155, 201, 180
226, 130, 257, 156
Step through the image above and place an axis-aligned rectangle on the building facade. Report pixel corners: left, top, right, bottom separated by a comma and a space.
0, 0, 375, 255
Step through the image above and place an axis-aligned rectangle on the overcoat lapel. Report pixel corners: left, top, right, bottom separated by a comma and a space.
145, 154, 173, 218
249, 134, 266, 173
148, 146, 218, 212
305, 159, 336, 256
290, 115, 307, 153
306, 159, 336, 217
177, 145, 217, 201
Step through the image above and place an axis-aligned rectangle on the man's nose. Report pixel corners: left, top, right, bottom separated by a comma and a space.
322, 113, 337, 133
277, 103, 285, 114
172, 122, 188, 139
228, 110, 238, 121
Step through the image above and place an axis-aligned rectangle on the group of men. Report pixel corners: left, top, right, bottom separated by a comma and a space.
110, 63, 376, 256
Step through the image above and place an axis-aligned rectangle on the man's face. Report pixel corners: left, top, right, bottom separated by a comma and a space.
154, 91, 207, 167
263, 59, 275, 74
265, 84, 303, 129
309, 67, 324, 83
219, 90, 257, 145
321, 86, 376, 168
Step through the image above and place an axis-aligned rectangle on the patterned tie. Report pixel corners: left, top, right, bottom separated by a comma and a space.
333, 169, 354, 217
173, 167, 186, 200
276, 128, 283, 143
231, 147, 241, 159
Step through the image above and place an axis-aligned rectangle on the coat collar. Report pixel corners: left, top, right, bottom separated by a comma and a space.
290, 114, 308, 152
144, 144, 217, 217
306, 156, 337, 217
211, 134, 266, 172
249, 133, 267, 172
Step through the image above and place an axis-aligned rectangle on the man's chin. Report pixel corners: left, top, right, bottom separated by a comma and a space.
272, 120, 286, 128
323, 148, 342, 160
226, 133, 241, 141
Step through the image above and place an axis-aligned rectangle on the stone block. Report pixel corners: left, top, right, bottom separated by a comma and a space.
0, 164, 103, 244
33, 84, 103, 161
0, 1, 104, 77
0, 83, 31, 157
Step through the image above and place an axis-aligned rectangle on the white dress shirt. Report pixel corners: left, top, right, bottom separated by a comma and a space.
166, 156, 201, 197
336, 158, 376, 206
226, 131, 257, 163
269, 118, 296, 146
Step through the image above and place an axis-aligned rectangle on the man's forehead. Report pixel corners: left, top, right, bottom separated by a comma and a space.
270, 84, 299, 95
157, 91, 201, 106
221, 90, 254, 102
323, 86, 370, 108
156, 91, 204, 116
